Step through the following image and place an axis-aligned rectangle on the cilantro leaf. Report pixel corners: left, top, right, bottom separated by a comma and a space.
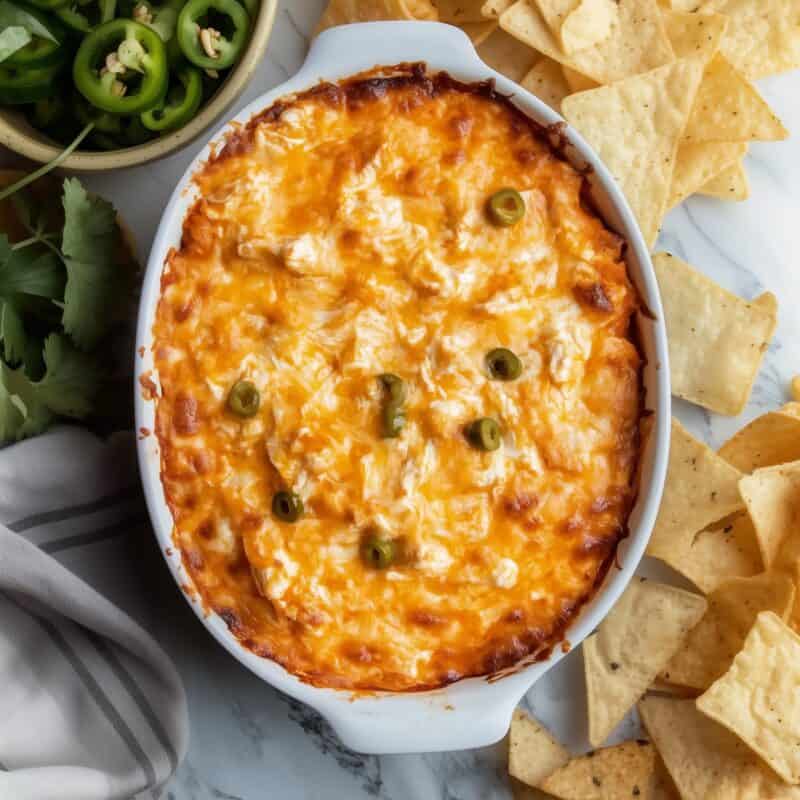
0, 235, 64, 363
0, 1, 58, 43
22, 335, 44, 380
0, 238, 64, 298
61, 179, 116, 264
0, 369, 26, 441
33, 333, 102, 418
60, 178, 120, 350
11, 250, 63, 297
11, 189, 62, 254
0, 360, 53, 441
0, 25, 30, 63
0, 298, 25, 363
0, 333, 101, 442
16, 397, 53, 439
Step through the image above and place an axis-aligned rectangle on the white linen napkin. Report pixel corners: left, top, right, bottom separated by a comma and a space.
0, 426, 188, 800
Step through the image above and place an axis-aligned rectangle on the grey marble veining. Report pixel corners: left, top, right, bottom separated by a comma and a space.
2, 2, 799, 797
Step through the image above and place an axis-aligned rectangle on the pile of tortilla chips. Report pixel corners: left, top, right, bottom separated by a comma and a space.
506, 406, 800, 799
317, 0, 796, 249
494, 0, 793, 247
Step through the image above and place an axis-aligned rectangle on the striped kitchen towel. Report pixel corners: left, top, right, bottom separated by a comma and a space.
0, 426, 188, 800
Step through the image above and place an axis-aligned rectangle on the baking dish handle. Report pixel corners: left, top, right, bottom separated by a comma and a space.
296, 21, 483, 86
310, 671, 540, 754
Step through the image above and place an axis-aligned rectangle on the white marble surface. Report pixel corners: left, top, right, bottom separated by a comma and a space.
3, 3, 800, 798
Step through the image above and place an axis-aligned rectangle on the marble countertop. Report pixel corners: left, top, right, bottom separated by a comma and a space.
3, 3, 800, 797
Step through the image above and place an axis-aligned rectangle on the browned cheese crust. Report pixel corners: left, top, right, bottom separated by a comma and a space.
152, 64, 643, 691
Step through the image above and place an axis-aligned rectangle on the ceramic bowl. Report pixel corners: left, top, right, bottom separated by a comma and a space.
0, 0, 278, 171
135, 21, 671, 755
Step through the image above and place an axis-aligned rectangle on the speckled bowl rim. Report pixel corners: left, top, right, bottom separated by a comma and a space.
0, 0, 278, 171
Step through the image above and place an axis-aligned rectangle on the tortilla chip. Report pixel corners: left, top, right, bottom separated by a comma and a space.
500, 0, 674, 84
533, 0, 580, 35
432, 0, 487, 22
403, 0, 441, 17
561, 60, 703, 246
561, 65, 598, 92
661, 8, 729, 60
684, 54, 788, 142
584, 579, 706, 746
540, 741, 662, 800
661, 571, 795, 690
791, 562, 800, 634
647, 418, 744, 564
719, 403, 800, 471
752, 289, 778, 316
659, 511, 763, 594
461, 20, 498, 43
653, 763, 682, 800
739, 460, 800, 569
701, 0, 800, 80
433, 0, 500, 40
563, 0, 618, 53
482, 0, 513, 17
533, 0, 618, 55
697, 611, 800, 785
653, 253, 777, 414
668, 140, 748, 208
521, 58, 571, 112
316, 0, 437, 29
698, 160, 750, 201
511, 777, 553, 800
659, 0, 704, 10
640, 695, 800, 800
477, 26, 539, 81
649, 677, 701, 697
509, 709, 570, 788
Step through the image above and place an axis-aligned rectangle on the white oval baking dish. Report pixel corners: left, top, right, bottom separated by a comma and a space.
135, 21, 671, 755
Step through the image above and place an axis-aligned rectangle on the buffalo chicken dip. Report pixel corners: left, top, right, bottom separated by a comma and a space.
152, 64, 643, 691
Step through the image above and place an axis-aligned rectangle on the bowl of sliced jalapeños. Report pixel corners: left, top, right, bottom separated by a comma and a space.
0, 0, 277, 169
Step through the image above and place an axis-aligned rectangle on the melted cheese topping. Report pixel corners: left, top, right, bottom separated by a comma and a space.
152, 66, 642, 691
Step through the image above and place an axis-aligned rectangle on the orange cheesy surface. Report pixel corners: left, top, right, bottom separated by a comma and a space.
152, 65, 642, 691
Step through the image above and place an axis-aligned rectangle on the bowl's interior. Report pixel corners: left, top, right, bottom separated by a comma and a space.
134, 22, 670, 752
0, 0, 278, 171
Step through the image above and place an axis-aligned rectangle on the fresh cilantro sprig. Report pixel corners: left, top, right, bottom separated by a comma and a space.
0, 235, 63, 363
0, 148, 137, 442
61, 178, 121, 350
0, 334, 101, 440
